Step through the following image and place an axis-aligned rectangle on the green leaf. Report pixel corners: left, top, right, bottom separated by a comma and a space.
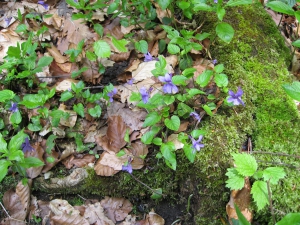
28, 123, 42, 132
8, 150, 24, 161
60, 91, 74, 101
191, 129, 206, 138
215, 73, 228, 87
129, 92, 142, 102
107, 1, 119, 14
214, 64, 224, 73
226, 0, 252, 6
234, 204, 251, 225
167, 44, 180, 54
178, 1, 190, 10
216, 22, 234, 43
233, 153, 257, 176
251, 180, 269, 211
37, 56, 53, 67
88, 105, 101, 118
188, 88, 205, 97
196, 70, 213, 87
141, 126, 160, 144
163, 95, 175, 105
0, 90, 15, 102
217, 7, 226, 21
15, 24, 27, 33
73, 103, 85, 117
49, 109, 65, 127
0, 134, 7, 153
0, 160, 12, 182
177, 102, 192, 117
195, 32, 211, 41
152, 137, 162, 146
21, 157, 44, 168
94, 40, 111, 58
183, 144, 196, 163
160, 142, 176, 170
164, 115, 180, 131
116, 150, 126, 157
292, 40, 300, 48
172, 75, 187, 85
266, 1, 294, 15
46, 135, 57, 154
143, 112, 162, 127
193, 2, 213, 11
157, 0, 171, 10
158, 39, 166, 53
94, 24, 104, 37
111, 36, 128, 52
8, 130, 27, 152
151, 188, 163, 199
225, 168, 245, 190
10, 111, 22, 124
276, 213, 300, 225
71, 67, 89, 78
282, 81, 300, 101
262, 167, 286, 185
203, 105, 213, 116
135, 40, 148, 53
20, 94, 47, 109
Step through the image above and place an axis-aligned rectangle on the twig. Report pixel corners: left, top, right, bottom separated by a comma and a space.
266, 180, 276, 224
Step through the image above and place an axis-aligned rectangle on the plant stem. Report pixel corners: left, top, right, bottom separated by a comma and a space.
266, 180, 276, 224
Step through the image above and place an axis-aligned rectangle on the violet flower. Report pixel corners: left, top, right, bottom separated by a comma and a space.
228, 87, 245, 106
144, 52, 153, 62
158, 73, 178, 94
5, 17, 12, 27
190, 112, 201, 122
38, 0, 49, 10
214, 0, 218, 3
9, 102, 18, 113
212, 59, 217, 65
21, 137, 35, 153
107, 88, 117, 102
122, 163, 132, 173
140, 87, 150, 103
127, 78, 134, 85
189, 135, 204, 153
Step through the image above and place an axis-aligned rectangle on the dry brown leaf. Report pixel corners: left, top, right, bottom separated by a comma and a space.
110, 52, 131, 62
37, 200, 51, 219
47, 45, 68, 63
130, 142, 148, 169
120, 215, 137, 225
55, 79, 78, 92
51, 213, 89, 225
94, 151, 127, 176
153, 2, 172, 24
226, 177, 253, 224
43, 11, 63, 29
84, 202, 115, 225
94, 160, 118, 176
58, 104, 77, 128
0, 29, 22, 61
62, 154, 96, 169
63, 18, 93, 45
25, 143, 44, 178
100, 197, 133, 223
148, 210, 165, 225
95, 116, 128, 153
42, 149, 60, 173
167, 134, 184, 150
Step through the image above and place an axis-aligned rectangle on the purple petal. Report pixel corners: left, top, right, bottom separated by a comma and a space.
158, 76, 167, 83
171, 84, 178, 94
228, 90, 235, 97
164, 73, 172, 82
236, 87, 243, 96
122, 164, 132, 173
163, 83, 172, 93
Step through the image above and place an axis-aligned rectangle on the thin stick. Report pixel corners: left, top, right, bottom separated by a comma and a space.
267, 180, 276, 224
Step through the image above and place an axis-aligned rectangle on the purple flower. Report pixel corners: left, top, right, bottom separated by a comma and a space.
107, 88, 117, 102
38, 0, 49, 10
140, 87, 150, 103
122, 163, 132, 173
190, 112, 201, 122
144, 52, 153, 62
127, 78, 134, 85
189, 135, 204, 153
5, 17, 12, 27
21, 137, 35, 153
158, 73, 178, 94
228, 87, 245, 106
9, 102, 18, 113
212, 59, 217, 64
214, 0, 218, 3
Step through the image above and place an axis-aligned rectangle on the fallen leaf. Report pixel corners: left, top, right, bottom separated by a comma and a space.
84, 202, 115, 225
167, 134, 184, 150
130, 142, 148, 169
94, 151, 127, 176
47, 45, 68, 63
62, 154, 96, 169
25, 143, 44, 179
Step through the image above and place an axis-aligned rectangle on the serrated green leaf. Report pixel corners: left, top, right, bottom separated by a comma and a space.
143, 112, 162, 127
177, 102, 192, 117
135, 40, 148, 53
226, 0, 252, 6
251, 180, 269, 211
234, 204, 251, 225
28, 123, 42, 131
20, 94, 47, 109
196, 70, 213, 87
94, 40, 111, 58
60, 91, 74, 101
0, 90, 15, 102
160, 142, 176, 170
216, 22, 234, 43
217, 7, 225, 21
215, 73, 228, 87
225, 168, 245, 190
282, 81, 300, 101
164, 115, 180, 131
88, 105, 101, 118
262, 167, 286, 185
233, 153, 257, 176
172, 75, 187, 85
214, 64, 224, 73
266, 1, 294, 15
163, 95, 175, 105
8, 150, 24, 161
112, 36, 128, 52
37, 56, 53, 67
46, 135, 57, 154
73, 103, 85, 117
167, 44, 180, 54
